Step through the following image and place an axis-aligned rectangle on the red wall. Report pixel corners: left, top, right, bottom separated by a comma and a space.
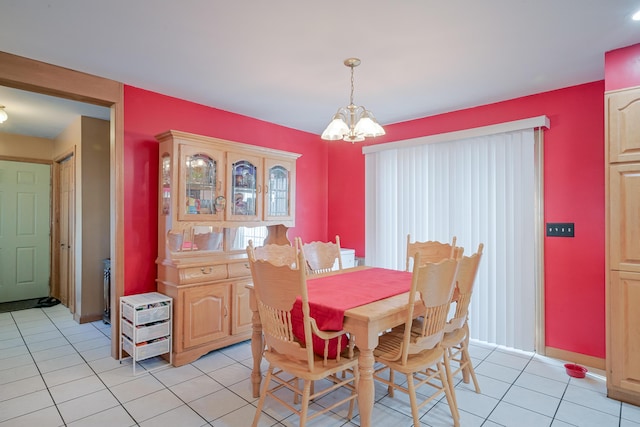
123, 86, 328, 295
124, 46, 640, 358
605, 43, 640, 91
327, 82, 606, 358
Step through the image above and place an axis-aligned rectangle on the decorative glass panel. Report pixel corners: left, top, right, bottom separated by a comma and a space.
267, 165, 289, 217
161, 154, 171, 215
185, 153, 217, 215
231, 160, 257, 216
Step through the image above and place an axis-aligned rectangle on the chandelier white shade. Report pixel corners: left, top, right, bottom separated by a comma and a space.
321, 58, 385, 143
0, 106, 7, 124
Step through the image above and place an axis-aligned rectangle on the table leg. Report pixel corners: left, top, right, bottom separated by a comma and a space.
357, 348, 375, 427
249, 290, 263, 398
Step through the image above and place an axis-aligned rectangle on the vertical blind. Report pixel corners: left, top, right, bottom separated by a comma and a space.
364, 129, 536, 350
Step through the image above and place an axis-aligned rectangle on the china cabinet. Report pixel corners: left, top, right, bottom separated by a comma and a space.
606, 87, 640, 406
155, 130, 300, 366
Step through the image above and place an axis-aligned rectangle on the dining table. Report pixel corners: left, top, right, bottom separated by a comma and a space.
247, 265, 421, 427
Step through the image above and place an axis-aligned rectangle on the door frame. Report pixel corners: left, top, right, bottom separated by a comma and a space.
0, 51, 125, 359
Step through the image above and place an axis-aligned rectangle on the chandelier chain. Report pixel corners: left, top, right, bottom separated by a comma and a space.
350, 65, 355, 106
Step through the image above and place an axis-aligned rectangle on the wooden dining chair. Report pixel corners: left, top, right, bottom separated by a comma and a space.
405, 234, 462, 272
373, 254, 461, 427
246, 248, 359, 427
442, 243, 484, 401
248, 239, 298, 268
298, 235, 342, 274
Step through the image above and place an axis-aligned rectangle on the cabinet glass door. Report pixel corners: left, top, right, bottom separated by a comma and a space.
264, 158, 294, 221
179, 145, 224, 221
228, 153, 261, 221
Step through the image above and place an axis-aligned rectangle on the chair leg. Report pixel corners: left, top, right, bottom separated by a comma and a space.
461, 333, 471, 383
438, 361, 460, 427
388, 369, 395, 397
461, 343, 481, 393
443, 348, 460, 415
461, 324, 480, 393
300, 379, 312, 427
405, 373, 421, 427
252, 367, 273, 427
346, 367, 358, 420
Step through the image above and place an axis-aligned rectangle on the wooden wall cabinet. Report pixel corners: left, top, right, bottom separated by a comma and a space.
606, 87, 640, 406
607, 89, 640, 163
609, 162, 640, 273
156, 130, 300, 366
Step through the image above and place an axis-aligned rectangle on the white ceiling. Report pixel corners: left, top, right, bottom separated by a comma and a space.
1, 1, 639, 140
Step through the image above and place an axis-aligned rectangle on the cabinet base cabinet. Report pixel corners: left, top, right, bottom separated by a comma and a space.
608, 271, 640, 406
607, 386, 640, 407
158, 278, 252, 367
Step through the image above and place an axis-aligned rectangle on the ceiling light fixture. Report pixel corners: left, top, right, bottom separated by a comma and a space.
0, 106, 7, 124
321, 58, 385, 143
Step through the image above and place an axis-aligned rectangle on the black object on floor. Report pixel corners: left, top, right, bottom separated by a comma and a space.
35, 297, 61, 308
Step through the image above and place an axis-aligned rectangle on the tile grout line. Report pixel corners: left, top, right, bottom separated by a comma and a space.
8, 308, 67, 425
15, 308, 137, 425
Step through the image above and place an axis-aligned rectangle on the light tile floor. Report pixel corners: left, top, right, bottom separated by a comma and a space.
1, 304, 640, 426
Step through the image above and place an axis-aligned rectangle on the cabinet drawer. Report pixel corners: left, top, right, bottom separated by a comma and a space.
228, 261, 251, 278
180, 265, 228, 284
122, 319, 170, 343
122, 303, 170, 324
122, 336, 170, 361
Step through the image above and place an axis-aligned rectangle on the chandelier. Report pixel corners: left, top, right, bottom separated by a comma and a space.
321, 58, 385, 143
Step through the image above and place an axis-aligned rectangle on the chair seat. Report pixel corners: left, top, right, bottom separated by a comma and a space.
265, 347, 359, 381
442, 325, 467, 347
375, 338, 444, 374
376, 323, 444, 367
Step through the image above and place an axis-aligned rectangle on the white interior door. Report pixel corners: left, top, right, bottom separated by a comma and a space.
0, 160, 51, 302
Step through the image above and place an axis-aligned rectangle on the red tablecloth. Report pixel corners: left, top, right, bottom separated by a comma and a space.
291, 268, 412, 357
